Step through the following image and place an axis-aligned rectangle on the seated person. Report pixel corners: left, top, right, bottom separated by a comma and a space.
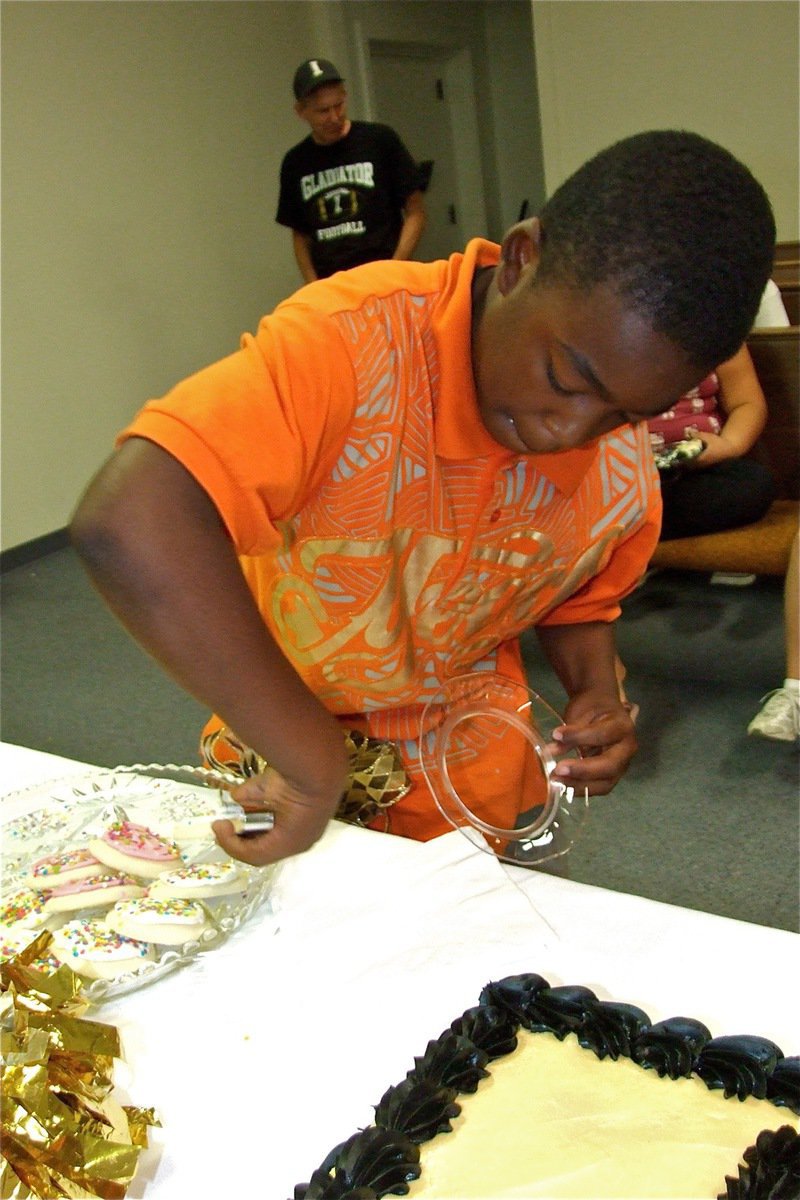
615, 288, 788, 716
647, 344, 776, 541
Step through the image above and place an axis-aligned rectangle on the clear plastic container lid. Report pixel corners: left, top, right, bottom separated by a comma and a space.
419, 673, 589, 867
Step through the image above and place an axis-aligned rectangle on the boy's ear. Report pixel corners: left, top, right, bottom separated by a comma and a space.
496, 218, 542, 296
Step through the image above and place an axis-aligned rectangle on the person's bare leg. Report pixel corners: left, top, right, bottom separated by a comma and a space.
748, 530, 800, 741
784, 530, 799, 681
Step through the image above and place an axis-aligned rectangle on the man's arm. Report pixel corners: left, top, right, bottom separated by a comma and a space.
392, 190, 426, 261
291, 230, 318, 283
535, 621, 637, 795
70, 437, 348, 863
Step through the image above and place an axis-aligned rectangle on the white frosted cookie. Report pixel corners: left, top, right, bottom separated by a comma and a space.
88, 821, 182, 879
0, 926, 61, 971
51, 918, 154, 980
43, 872, 145, 915
0, 888, 49, 930
148, 861, 248, 900
0, 925, 37, 959
106, 896, 213, 945
21, 847, 104, 890
142, 792, 231, 842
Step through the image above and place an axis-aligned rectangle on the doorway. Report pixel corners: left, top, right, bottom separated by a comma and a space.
367, 41, 486, 261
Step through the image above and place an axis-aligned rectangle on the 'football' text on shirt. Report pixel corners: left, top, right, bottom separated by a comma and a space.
316, 221, 367, 242
301, 162, 375, 201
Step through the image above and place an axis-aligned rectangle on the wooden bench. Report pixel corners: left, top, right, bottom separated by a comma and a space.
650, 325, 799, 577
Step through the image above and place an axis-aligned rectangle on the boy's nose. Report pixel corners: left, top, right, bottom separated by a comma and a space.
545, 405, 606, 449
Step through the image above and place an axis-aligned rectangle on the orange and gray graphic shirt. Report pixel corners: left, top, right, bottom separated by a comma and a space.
121, 240, 660, 837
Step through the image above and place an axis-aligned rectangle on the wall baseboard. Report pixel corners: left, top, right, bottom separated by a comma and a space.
1, 528, 70, 572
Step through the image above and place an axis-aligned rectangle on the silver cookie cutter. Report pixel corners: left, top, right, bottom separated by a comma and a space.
219, 802, 275, 835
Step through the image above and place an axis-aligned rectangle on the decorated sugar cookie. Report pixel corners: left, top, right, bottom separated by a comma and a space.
106, 896, 213, 945
148, 861, 248, 900
0, 926, 37, 960
88, 821, 182, 879
51, 917, 154, 980
22, 847, 104, 890
0, 927, 61, 971
43, 872, 145, 915
142, 792, 231, 842
0, 888, 49, 930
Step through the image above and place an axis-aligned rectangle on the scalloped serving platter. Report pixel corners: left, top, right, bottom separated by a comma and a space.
1, 768, 278, 1002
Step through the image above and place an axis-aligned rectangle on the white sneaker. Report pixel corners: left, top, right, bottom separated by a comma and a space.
710, 571, 757, 587
747, 688, 800, 742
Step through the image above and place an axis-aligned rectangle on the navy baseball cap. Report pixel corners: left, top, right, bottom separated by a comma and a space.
293, 58, 344, 101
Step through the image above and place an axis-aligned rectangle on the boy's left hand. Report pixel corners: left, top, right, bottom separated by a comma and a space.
548, 694, 637, 795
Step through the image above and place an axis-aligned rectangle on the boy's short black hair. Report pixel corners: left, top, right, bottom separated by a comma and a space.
535, 130, 776, 371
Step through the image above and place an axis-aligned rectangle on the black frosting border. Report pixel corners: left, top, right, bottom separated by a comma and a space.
292, 971, 800, 1200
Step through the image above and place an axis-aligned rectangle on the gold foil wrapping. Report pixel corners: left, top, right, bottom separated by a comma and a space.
339, 730, 411, 825
202, 725, 411, 828
1, 933, 158, 1199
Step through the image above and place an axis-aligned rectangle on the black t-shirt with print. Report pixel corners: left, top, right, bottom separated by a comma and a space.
276, 121, 420, 278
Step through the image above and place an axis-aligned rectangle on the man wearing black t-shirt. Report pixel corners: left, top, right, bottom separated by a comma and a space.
276, 58, 427, 282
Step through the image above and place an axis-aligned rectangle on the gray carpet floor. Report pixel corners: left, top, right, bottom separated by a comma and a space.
2, 547, 798, 931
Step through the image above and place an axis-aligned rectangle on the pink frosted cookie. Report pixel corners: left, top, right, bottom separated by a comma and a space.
148, 861, 248, 900
0, 888, 49, 930
22, 847, 104, 890
106, 896, 213, 945
51, 917, 154, 980
88, 821, 182, 879
43, 872, 145, 915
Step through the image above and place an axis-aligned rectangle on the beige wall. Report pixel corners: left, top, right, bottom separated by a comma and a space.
1, 0, 538, 551
1, 0, 314, 550
532, 0, 799, 240
4, 0, 796, 550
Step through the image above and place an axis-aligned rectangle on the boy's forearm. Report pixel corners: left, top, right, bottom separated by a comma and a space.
70, 437, 348, 807
535, 621, 621, 699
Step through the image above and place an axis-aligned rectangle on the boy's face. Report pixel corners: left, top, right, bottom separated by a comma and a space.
473, 225, 702, 456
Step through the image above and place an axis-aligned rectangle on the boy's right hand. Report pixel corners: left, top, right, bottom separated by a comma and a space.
211, 769, 340, 866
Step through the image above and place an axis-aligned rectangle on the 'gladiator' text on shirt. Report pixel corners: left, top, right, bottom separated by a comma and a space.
301, 163, 375, 201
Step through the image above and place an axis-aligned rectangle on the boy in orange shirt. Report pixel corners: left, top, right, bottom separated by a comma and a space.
71, 131, 775, 866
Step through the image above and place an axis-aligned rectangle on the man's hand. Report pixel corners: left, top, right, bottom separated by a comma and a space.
549, 691, 638, 796
212, 768, 340, 866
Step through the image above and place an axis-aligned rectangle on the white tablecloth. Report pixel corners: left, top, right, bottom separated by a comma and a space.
2, 742, 797, 1199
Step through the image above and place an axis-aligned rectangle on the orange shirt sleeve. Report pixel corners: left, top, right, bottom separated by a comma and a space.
118, 305, 357, 556
537, 484, 662, 626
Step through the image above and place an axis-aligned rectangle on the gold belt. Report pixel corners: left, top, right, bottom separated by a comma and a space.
201, 725, 411, 829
